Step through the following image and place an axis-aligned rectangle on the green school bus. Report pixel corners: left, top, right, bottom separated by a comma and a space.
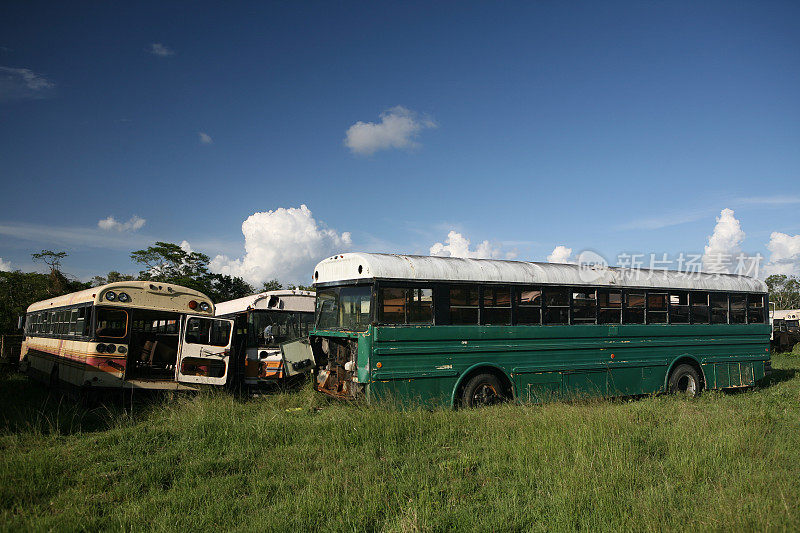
309, 253, 770, 407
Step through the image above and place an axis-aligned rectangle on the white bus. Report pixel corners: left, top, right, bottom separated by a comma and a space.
215, 290, 315, 388
20, 281, 235, 392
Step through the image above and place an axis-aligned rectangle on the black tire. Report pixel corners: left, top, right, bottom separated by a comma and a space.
460, 373, 505, 408
668, 364, 701, 397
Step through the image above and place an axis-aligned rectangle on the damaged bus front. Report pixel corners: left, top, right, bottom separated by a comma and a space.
311, 285, 372, 399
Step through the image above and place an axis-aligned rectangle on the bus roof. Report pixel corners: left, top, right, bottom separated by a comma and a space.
313, 253, 768, 293
214, 290, 315, 316
26, 281, 215, 314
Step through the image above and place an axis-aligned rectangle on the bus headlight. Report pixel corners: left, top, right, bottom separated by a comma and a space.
106, 344, 116, 353
118, 292, 130, 303
199, 302, 210, 312
105, 291, 117, 301
96, 343, 106, 353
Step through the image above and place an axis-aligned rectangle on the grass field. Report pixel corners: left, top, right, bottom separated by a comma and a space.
1, 355, 799, 532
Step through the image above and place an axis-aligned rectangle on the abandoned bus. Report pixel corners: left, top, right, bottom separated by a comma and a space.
215, 290, 315, 387
309, 253, 770, 407
20, 281, 234, 392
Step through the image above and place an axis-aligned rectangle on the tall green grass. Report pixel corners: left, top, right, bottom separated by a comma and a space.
1, 357, 799, 531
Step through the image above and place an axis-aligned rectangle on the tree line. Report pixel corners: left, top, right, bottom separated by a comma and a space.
0, 242, 313, 337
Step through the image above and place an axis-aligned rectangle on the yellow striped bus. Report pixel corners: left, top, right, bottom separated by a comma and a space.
19, 281, 235, 392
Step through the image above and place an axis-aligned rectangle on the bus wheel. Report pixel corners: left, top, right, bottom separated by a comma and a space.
668, 364, 701, 397
461, 373, 504, 408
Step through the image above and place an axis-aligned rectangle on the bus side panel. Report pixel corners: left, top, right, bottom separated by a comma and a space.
368, 323, 769, 405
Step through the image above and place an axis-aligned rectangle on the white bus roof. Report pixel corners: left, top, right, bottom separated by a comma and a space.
27, 281, 215, 314
771, 309, 800, 320
313, 253, 768, 293
214, 290, 315, 316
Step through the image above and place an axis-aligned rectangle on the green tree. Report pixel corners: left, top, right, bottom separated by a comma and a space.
31, 250, 69, 295
287, 283, 316, 292
91, 271, 136, 287
766, 274, 800, 310
262, 279, 282, 292
130, 242, 254, 302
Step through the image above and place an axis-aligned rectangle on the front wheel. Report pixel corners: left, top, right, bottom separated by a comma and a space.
668, 364, 701, 397
461, 373, 505, 408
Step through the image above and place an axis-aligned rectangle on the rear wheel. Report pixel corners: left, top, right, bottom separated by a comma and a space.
668, 364, 701, 397
461, 373, 505, 408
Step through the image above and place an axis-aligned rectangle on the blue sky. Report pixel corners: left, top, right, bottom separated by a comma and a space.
1, 1, 799, 284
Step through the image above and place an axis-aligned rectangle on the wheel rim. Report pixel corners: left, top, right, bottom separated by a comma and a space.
676, 374, 697, 395
471, 383, 501, 406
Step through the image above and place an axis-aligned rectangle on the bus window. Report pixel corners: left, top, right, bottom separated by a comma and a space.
670, 292, 689, 324
482, 286, 511, 325
572, 289, 597, 324
544, 287, 569, 325
378, 287, 433, 324
516, 286, 542, 325
68, 309, 79, 335
379, 287, 406, 323
598, 290, 622, 324
647, 293, 668, 324
730, 295, 746, 324
96, 308, 128, 338
747, 295, 765, 324
691, 292, 710, 324
624, 292, 645, 324
450, 285, 479, 325
315, 286, 372, 331
185, 317, 231, 346
710, 294, 728, 324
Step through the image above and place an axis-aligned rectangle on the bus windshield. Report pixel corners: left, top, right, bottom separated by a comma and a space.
248, 310, 315, 348
316, 286, 372, 331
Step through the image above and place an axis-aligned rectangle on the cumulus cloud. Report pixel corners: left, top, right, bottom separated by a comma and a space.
429, 231, 505, 259
547, 245, 575, 264
0, 66, 54, 100
344, 106, 436, 155
98, 215, 146, 232
702, 208, 745, 274
209, 205, 352, 284
0, 257, 11, 271
149, 43, 175, 57
764, 232, 800, 276
199, 132, 213, 145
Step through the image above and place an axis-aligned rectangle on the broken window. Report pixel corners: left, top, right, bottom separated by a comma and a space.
572, 289, 597, 324
669, 292, 689, 324
516, 286, 542, 325
747, 294, 765, 324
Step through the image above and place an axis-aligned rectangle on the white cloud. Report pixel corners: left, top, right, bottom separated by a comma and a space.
149, 43, 175, 57
98, 215, 146, 232
764, 232, 800, 276
209, 205, 352, 284
429, 231, 503, 259
199, 132, 213, 145
702, 208, 745, 274
0, 66, 54, 101
179, 240, 193, 253
547, 245, 575, 264
0, 257, 12, 271
344, 106, 436, 155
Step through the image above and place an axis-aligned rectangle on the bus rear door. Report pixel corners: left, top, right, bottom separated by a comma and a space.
177, 315, 234, 386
